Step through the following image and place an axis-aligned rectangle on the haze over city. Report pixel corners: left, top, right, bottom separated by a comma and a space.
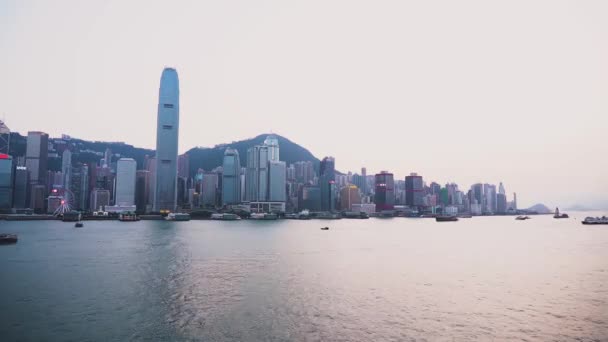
0, 0, 606, 208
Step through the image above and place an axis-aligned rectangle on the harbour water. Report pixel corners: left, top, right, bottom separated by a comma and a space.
1, 214, 607, 341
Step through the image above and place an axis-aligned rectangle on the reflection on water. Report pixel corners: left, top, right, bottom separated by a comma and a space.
0, 214, 607, 341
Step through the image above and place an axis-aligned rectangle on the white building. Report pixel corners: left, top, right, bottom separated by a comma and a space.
115, 158, 137, 206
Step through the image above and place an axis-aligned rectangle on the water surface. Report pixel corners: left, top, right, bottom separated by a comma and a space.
1, 214, 607, 341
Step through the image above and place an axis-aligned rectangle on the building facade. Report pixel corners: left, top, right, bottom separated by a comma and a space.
154, 68, 180, 212
115, 158, 137, 206
222, 148, 241, 205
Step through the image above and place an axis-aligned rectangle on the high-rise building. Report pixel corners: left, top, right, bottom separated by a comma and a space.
201, 171, 219, 208
13, 165, 28, 208
146, 157, 156, 209
25, 131, 48, 187
116, 158, 137, 206
268, 160, 286, 202
0, 154, 14, 209
154, 67, 180, 212
264, 135, 280, 162
340, 185, 361, 211
298, 185, 321, 211
361, 167, 367, 195
90, 189, 110, 211
483, 184, 497, 214
374, 171, 395, 212
61, 149, 72, 192
245, 145, 269, 202
70, 164, 89, 210
178, 153, 189, 179
135, 170, 150, 213
294, 161, 314, 184
222, 148, 241, 205
30, 184, 46, 213
319, 157, 336, 212
405, 173, 424, 208
471, 183, 483, 207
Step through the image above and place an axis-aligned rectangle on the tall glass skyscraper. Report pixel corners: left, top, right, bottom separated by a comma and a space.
222, 148, 241, 205
154, 68, 180, 212
116, 158, 136, 206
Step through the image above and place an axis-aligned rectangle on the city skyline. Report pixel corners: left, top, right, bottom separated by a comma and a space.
1, 1, 607, 209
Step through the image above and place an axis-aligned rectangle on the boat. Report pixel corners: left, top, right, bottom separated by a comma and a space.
119, 212, 140, 222
435, 216, 458, 222
553, 207, 569, 219
582, 216, 608, 225
516, 216, 530, 220
250, 213, 278, 220
74, 221, 84, 228
0, 234, 18, 244
165, 213, 191, 221
320, 227, 329, 230
297, 210, 312, 220
210, 213, 241, 221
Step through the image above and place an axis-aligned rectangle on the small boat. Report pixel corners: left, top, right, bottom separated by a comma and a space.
0, 233, 18, 244
582, 216, 608, 225
436, 216, 458, 222
165, 213, 191, 221
74, 222, 84, 228
320, 227, 329, 230
553, 207, 569, 219
516, 216, 530, 220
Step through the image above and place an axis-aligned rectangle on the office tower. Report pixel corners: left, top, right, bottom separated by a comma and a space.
374, 171, 395, 212
286, 164, 296, 182
90, 189, 110, 211
298, 185, 321, 211
177, 154, 190, 179
268, 160, 286, 202
483, 184, 497, 214
0, 120, 10, 155
61, 149, 72, 192
340, 185, 361, 211
201, 172, 219, 207
319, 157, 336, 212
499, 182, 506, 195
13, 165, 28, 208
70, 164, 89, 210
222, 148, 241, 205
429, 182, 441, 196
513, 192, 518, 210
294, 161, 314, 184
104, 148, 112, 168
25, 131, 48, 186
154, 67, 180, 212
405, 173, 424, 208
264, 135, 280, 162
116, 158, 137, 206
439, 188, 449, 206
30, 185, 46, 213
135, 170, 150, 213
0, 155, 13, 209
361, 167, 367, 195
246, 145, 269, 201
146, 157, 156, 208
471, 183, 483, 207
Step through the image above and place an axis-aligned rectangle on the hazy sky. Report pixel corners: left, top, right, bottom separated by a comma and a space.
1, 0, 607, 208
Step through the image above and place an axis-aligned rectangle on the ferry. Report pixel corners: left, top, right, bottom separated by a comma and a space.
435, 216, 458, 222
250, 213, 278, 220
119, 212, 140, 222
75, 221, 84, 228
516, 216, 530, 220
0, 234, 18, 244
582, 216, 608, 225
210, 213, 241, 221
165, 213, 191, 221
553, 207, 569, 219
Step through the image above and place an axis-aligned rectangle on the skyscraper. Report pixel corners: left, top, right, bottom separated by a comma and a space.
116, 158, 137, 206
340, 185, 361, 211
405, 173, 424, 208
61, 149, 71, 191
264, 135, 280, 162
25, 131, 48, 186
12, 165, 28, 209
374, 171, 395, 212
268, 160, 286, 202
135, 170, 150, 213
245, 145, 269, 202
154, 67, 180, 212
0, 154, 13, 209
319, 157, 335, 212
222, 148, 241, 205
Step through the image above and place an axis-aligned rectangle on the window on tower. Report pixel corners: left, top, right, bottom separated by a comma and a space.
163, 104, 174, 108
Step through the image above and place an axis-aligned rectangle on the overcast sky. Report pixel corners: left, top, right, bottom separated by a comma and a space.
0, 0, 606, 208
